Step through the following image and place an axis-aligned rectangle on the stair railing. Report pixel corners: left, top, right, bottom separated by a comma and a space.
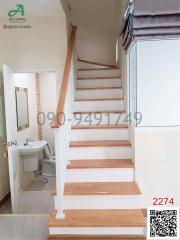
52, 25, 77, 218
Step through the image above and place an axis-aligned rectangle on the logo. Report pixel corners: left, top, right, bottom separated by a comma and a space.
2, 4, 31, 30
8, 4, 25, 17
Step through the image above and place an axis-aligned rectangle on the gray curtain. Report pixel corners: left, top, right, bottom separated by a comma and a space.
120, 0, 180, 51
133, 0, 180, 16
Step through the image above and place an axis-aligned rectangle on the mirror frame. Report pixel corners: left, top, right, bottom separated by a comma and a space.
15, 87, 29, 131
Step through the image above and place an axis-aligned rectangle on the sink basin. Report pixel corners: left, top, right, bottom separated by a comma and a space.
18, 140, 48, 155
18, 140, 48, 172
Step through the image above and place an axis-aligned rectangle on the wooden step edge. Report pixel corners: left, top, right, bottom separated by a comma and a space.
78, 59, 117, 68
67, 159, 134, 169
64, 182, 141, 195
76, 87, 122, 91
52, 182, 141, 196
71, 125, 128, 130
77, 76, 121, 80
75, 98, 124, 102
69, 140, 131, 148
48, 235, 146, 240
78, 67, 120, 71
73, 110, 126, 114
48, 209, 146, 227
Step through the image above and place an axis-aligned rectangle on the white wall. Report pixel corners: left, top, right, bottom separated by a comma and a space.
0, 0, 67, 78
137, 39, 180, 127
0, 17, 66, 72
64, 0, 126, 65
77, 35, 116, 65
39, 72, 57, 154
131, 127, 180, 208
128, 39, 180, 208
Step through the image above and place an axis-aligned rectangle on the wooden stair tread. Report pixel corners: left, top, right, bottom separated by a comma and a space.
48, 209, 145, 227
48, 235, 145, 239
75, 98, 123, 102
78, 59, 116, 68
64, 182, 141, 195
67, 159, 134, 169
76, 87, 122, 90
78, 67, 120, 71
70, 140, 131, 148
71, 125, 128, 130
77, 76, 121, 80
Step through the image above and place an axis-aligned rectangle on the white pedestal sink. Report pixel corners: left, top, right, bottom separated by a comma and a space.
18, 140, 48, 172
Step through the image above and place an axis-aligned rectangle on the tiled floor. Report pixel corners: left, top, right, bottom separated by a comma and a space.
25, 176, 56, 191
0, 177, 55, 215
18, 176, 55, 214
0, 177, 55, 239
18, 191, 54, 214
0, 215, 49, 240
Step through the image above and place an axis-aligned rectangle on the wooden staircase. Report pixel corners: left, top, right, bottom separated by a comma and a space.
48, 59, 146, 239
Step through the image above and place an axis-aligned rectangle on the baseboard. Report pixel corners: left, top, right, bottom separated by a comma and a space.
48, 235, 146, 240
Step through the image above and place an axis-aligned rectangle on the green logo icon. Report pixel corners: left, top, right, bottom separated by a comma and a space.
8, 4, 25, 17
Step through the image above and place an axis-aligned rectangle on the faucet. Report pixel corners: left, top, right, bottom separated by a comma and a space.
24, 138, 29, 146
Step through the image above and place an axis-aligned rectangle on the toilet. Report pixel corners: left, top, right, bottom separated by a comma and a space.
40, 143, 56, 177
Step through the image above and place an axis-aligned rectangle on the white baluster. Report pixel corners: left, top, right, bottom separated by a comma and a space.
55, 50, 77, 219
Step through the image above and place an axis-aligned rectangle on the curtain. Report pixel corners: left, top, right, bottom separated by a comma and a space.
120, 0, 180, 51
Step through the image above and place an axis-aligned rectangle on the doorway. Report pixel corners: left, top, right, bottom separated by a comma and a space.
2, 65, 57, 214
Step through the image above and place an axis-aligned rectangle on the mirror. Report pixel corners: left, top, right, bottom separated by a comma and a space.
15, 87, 29, 131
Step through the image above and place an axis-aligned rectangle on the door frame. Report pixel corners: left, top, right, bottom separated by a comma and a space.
0, 76, 11, 212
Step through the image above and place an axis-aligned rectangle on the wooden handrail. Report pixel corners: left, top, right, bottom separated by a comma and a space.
52, 25, 77, 128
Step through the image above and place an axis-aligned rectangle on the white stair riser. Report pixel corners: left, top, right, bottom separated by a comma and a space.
68, 147, 131, 160
74, 100, 124, 112
76, 79, 121, 88
49, 227, 145, 235
77, 69, 120, 78
75, 88, 123, 100
61, 196, 139, 210
72, 113, 128, 126
78, 62, 110, 69
71, 128, 128, 141
66, 168, 134, 182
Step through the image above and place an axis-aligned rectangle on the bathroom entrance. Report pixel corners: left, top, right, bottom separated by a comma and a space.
1, 65, 57, 214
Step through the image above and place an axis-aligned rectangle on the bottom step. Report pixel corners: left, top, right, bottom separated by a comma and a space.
48, 235, 146, 240
48, 210, 145, 236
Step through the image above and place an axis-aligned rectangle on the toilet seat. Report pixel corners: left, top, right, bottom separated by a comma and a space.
40, 143, 56, 177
